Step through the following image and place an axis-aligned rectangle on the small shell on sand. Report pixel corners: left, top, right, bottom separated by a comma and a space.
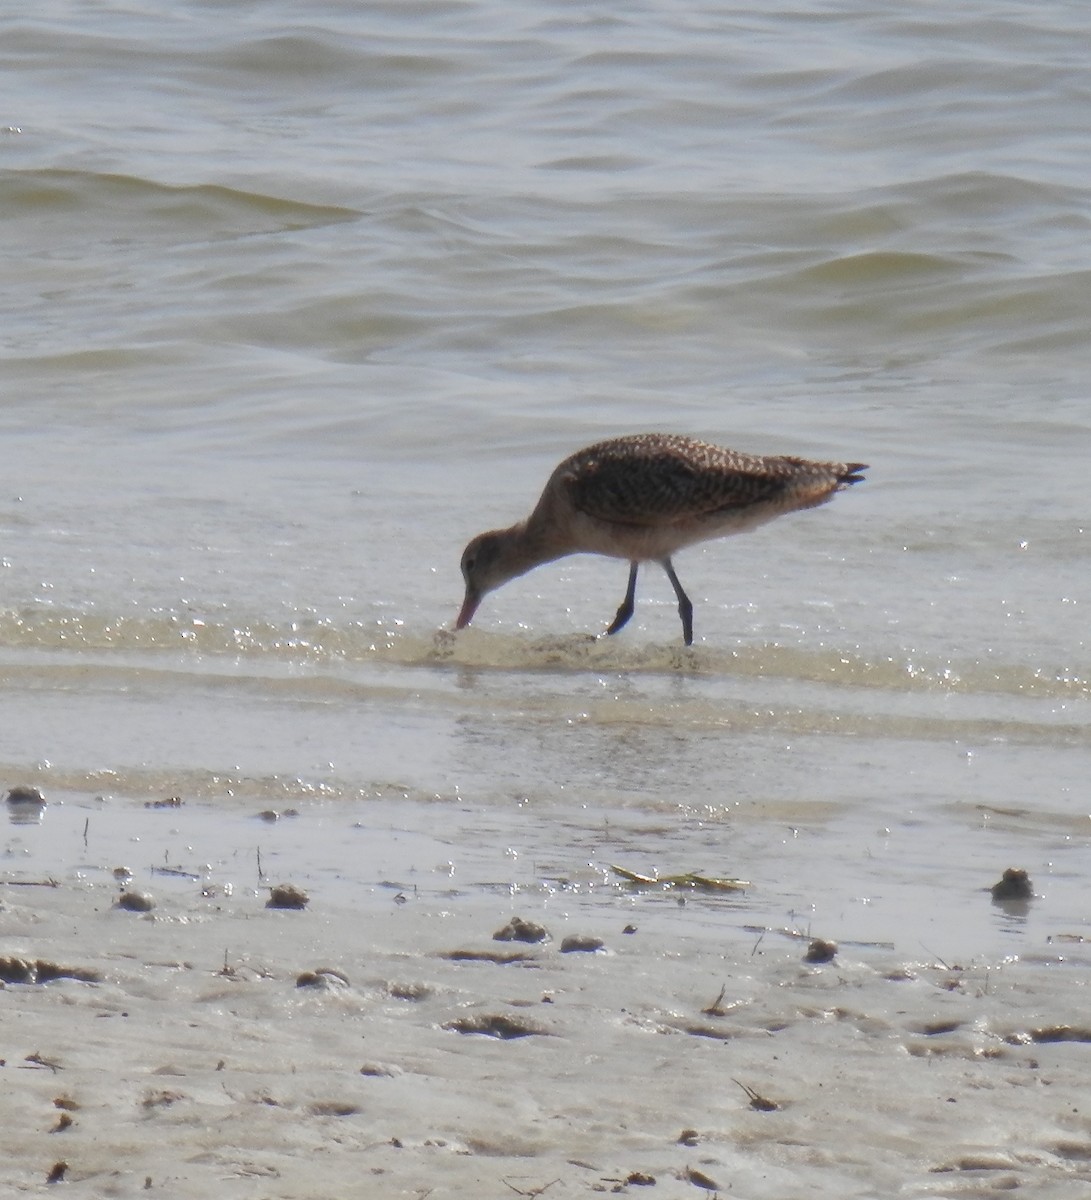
360, 1062, 404, 1077
6, 785, 46, 806
441, 948, 535, 964
804, 938, 838, 963
267, 883, 310, 910
296, 967, 350, 989
308, 1100, 360, 1117
492, 916, 549, 943
0, 956, 37, 984
560, 934, 605, 953
145, 796, 183, 809
443, 1012, 547, 1039
6, 786, 46, 826
991, 868, 1033, 901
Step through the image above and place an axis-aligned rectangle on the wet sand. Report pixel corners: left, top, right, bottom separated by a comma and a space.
3, 793, 1091, 1198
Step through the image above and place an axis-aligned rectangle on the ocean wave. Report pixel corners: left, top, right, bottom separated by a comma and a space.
0, 168, 359, 241
0, 607, 1083, 703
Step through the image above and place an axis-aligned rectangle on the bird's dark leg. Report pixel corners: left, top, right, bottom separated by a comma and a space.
661, 557, 694, 646
606, 561, 639, 636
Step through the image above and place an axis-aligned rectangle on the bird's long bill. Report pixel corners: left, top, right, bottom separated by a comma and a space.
455, 590, 480, 630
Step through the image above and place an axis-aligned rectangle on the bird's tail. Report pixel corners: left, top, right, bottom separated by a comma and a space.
838, 463, 868, 486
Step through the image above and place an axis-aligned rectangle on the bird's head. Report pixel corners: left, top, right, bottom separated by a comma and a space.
455, 527, 523, 630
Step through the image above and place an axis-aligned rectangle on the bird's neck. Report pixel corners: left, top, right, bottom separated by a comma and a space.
499, 513, 569, 580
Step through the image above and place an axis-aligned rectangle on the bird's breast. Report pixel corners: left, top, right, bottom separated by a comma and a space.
566, 503, 788, 562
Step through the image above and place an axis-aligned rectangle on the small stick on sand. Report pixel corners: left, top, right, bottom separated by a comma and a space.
25, 1052, 63, 1072
701, 984, 728, 1016
733, 1079, 779, 1111
502, 1179, 560, 1198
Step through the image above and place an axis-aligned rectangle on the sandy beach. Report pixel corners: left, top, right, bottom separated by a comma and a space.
4, 788, 1090, 1198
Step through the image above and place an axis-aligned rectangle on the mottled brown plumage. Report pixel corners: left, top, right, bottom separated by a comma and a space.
456, 433, 867, 644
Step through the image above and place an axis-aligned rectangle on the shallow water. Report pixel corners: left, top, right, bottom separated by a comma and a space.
1, 0, 1090, 1194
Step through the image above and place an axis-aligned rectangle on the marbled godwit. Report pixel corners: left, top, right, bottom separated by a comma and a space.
456, 433, 867, 645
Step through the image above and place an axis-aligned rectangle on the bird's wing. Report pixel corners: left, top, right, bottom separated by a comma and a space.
562, 445, 792, 527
